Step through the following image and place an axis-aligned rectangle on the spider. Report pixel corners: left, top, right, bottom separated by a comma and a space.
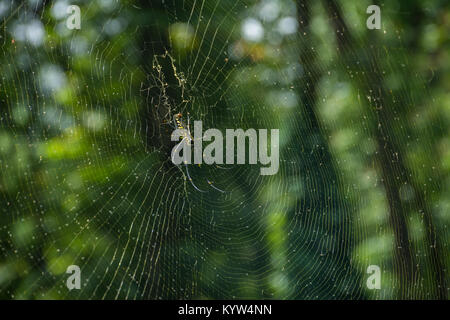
168, 112, 227, 193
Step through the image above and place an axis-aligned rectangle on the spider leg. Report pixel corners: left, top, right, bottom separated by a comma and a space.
187, 113, 190, 132
171, 113, 227, 194
206, 179, 227, 193
171, 135, 206, 193
184, 162, 207, 193
171, 139, 184, 164
213, 164, 233, 170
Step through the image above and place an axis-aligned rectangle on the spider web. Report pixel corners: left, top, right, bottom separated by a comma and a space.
0, 0, 446, 300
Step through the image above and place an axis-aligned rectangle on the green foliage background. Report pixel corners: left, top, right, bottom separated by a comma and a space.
0, 0, 448, 299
